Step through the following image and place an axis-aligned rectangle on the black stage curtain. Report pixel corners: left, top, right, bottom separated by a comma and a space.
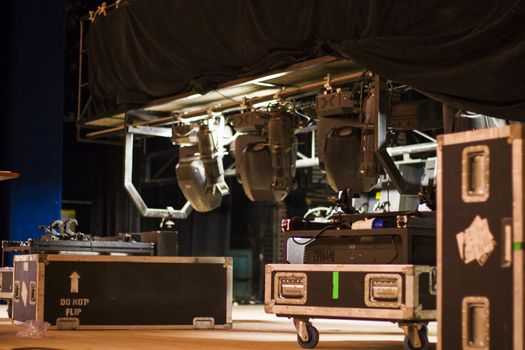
88, 0, 525, 121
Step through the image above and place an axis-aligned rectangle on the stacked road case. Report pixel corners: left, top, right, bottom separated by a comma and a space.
437, 125, 525, 350
265, 213, 437, 350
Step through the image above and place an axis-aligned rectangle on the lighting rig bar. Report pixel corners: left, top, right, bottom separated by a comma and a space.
85, 70, 366, 140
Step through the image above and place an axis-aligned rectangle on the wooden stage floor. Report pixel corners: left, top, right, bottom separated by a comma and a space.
0, 305, 436, 350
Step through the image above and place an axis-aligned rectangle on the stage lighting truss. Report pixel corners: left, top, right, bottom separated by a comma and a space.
120, 69, 439, 218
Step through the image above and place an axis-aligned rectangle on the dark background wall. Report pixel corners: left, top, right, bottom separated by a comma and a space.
0, 0, 65, 241
0, 0, 316, 302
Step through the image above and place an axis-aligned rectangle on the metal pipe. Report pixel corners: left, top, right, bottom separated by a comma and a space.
376, 147, 420, 195
296, 157, 319, 168
412, 129, 437, 143
127, 125, 172, 138
223, 157, 319, 177
87, 70, 365, 139
294, 125, 316, 134
76, 19, 84, 123
124, 132, 192, 219
386, 142, 437, 157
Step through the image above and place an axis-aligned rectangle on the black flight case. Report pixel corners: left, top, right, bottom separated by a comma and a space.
12, 254, 232, 329
438, 125, 525, 350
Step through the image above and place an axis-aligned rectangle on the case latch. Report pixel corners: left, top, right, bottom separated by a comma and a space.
274, 272, 307, 305
193, 317, 215, 329
364, 273, 403, 308
56, 317, 80, 330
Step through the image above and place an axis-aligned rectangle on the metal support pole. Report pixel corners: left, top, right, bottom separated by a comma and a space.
124, 131, 192, 219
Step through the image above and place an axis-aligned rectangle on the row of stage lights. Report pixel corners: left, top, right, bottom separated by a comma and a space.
171, 74, 381, 213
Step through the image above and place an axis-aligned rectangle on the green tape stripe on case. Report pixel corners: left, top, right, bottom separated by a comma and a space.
332, 271, 339, 300
513, 242, 524, 251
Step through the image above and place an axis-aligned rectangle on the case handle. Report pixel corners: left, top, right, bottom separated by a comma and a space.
29, 282, 37, 305
13, 281, 20, 302
462, 296, 490, 350
461, 145, 490, 203
501, 218, 513, 268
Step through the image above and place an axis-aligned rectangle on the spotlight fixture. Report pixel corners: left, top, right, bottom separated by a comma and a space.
315, 74, 381, 193
231, 110, 298, 201
172, 122, 229, 212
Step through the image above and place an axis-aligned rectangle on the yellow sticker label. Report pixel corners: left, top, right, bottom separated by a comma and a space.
375, 192, 381, 200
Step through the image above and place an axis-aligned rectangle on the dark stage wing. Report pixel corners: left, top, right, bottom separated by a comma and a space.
87, 0, 525, 121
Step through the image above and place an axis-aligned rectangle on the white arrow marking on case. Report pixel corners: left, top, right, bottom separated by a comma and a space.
21, 281, 28, 307
70, 272, 80, 294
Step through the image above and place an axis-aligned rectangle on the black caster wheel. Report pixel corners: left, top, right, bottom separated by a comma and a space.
297, 324, 319, 349
403, 325, 429, 350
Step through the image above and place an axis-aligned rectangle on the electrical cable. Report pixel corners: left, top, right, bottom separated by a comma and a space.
291, 225, 338, 246
386, 235, 399, 264
293, 109, 311, 123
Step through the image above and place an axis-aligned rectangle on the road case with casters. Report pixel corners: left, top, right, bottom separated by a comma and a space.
12, 254, 232, 329
437, 125, 525, 350
265, 263, 436, 350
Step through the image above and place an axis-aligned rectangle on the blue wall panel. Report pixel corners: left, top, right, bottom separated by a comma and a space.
0, 0, 65, 241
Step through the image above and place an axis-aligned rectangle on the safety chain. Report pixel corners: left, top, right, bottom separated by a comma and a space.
88, 0, 126, 22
